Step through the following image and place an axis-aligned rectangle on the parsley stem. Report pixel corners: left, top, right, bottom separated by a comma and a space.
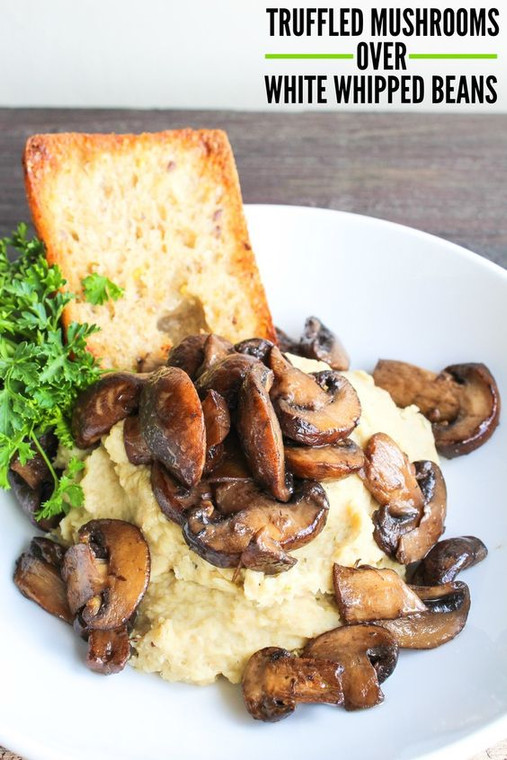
29, 431, 59, 490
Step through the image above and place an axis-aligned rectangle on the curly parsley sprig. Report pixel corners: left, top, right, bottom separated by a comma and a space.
0, 224, 120, 518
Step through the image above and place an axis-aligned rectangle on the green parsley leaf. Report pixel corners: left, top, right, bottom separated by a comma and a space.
0, 225, 123, 519
82, 273, 124, 305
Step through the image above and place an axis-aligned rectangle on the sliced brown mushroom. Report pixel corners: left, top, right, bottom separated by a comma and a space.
274, 326, 298, 354
139, 366, 206, 488
7, 469, 61, 532
299, 316, 350, 371
234, 337, 274, 363
284, 439, 364, 480
373, 360, 501, 458
14, 537, 72, 623
373, 360, 461, 423
86, 626, 130, 675
362, 433, 446, 564
303, 625, 399, 710
372, 581, 471, 649
362, 433, 424, 518
411, 536, 488, 586
433, 363, 501, 458
182, 480, 329, 574
205, 433, 252, 482
242, 647, 344, 722
269, 347, 360, 446
123, 416, 152, 465
201, 389, 231, 474
195, 352, 259, 409
198, 334, 234, 375
236, 363, 292, 502
166, 333, 209, 379
395, 460, 447, 564
10, 432, 58, 490
151, 460, 212, 525
72, 372, 147, 449
333, 564, 426, 624
62, 519, 150, 630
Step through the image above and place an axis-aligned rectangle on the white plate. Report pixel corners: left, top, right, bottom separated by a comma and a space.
1, 205, 507, 760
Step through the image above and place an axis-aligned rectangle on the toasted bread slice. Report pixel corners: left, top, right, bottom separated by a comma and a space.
24, 130, 275, 371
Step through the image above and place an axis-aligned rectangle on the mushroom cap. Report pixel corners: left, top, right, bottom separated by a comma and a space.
14, 537, 72, 623
236, 363, 292, 502
372, 581, 471, 649
299, 316, 350, 371
195, 353, 260, 409
182, 479, 329, 574
72, 372, 146, 449
269, 347, 360, 446
333, 564, 426, 624
373, 359, 461, 423
303, 625, 399, 710
63, 519, 150, 631
123, 415, 152, 466
395, 460, 447, 565
411, 535, 488, 585
242, 647, 344, 722
139, 366, 206, 488
284, 439, 364, 481
166, 333, 210, 379
151, 460, 212, 525
433, 363, 501, 457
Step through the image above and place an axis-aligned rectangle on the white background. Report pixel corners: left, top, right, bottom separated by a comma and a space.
0, 0, 505, 111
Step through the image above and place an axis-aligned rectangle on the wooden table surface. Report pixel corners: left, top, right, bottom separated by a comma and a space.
0, 108, 505, 760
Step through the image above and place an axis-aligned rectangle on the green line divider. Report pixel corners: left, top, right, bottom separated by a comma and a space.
409, 53, 497, 59
265, 53, 354, 60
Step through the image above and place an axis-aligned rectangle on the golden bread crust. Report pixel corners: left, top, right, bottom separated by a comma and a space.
23, 129, 275, 370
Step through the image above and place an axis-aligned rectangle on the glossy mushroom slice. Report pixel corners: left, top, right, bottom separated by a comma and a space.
373, 360, 501, 458
86, 625, 130, 675
433, 363, 501, 458
234, 337, 274, 363
237, 363, 292, 502
166, 333, 209, 379
14, 537, 72, 623
151, 460, 212, 525
411, 536, 488, 586
139, 366, 206, 488
182, 480, 329, 574
372, 581, 471, 649
10, 431, 58, 490
395, 460, 447, 565
205, 433, 252, 482
197, 334, 235, 375
195, 352, 260, 409
72, 372, 147, 449
62, 519, 150, 630
373, 360, 461, 423
284, 439, 364, 480
123, 416, 152, 465
242, 647, 344, 722
333, 564, 426, 624
299, 316, 350, 371
362, 433, 445, 564
7, 469, 61, 532
303, 625, 399, 710
362, 433, 424, 518
201, 390, 231, 474
269, 347, 361, 446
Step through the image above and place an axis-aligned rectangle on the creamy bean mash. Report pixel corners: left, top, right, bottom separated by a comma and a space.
58, 357, 437, 685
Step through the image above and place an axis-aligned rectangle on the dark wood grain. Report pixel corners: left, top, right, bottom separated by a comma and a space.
0, 109, 505, 760
0, 108, 505, 267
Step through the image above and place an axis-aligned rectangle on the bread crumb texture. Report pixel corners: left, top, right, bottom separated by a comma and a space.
58, 365, 438, 685
23, 130, 274, 370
